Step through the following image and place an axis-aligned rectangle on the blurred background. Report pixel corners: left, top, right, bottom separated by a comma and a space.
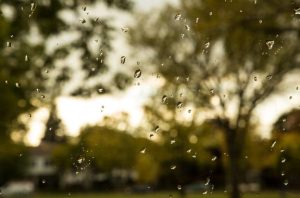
0, 0, 300, 198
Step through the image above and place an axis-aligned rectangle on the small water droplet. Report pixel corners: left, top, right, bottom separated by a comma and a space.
187, 149, 192, 153
174, 13, 182, 20
170, 165, 176, 170
271, 141, 276, 148
266, 74, 272, 80
42, 179, 46, 184
15, 82, 20, 88
140, 147, 146, 154
121, 27, 129, 32
6, 41, 11, 47
98, 88, 104, 93
177, 185, 182, 190
195, 17, 199, 23
134, 69, 142, 78
266, 41, 274, 50
176, 102, 183, 108
284, 180, 288, 186
170, 139, 176, 144
185, 25, 190, 31
211, 156, 217, 161
154, 126, 160, 133
121, 56, 126, 64
281, 158, 286, 163
162, 95, 168, 103
25, 55, 29, 62
204, 42, 210, 48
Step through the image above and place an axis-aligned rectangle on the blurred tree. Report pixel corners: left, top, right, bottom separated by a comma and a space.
0, 0, 132, 184
130, 1, 300, 197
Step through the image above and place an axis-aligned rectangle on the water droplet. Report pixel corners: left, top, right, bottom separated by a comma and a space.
31, 3, 36, 11
281, 158, 286, 163
174, 13, 181, 20
177, 185, 182, 190
170, 139, 176, 144
185, 25, 190, 31
154, 126, 160, 133
98, 88, 104, 93
42, 179, 46, 184
195, 17, 199, 23
187, 149, 192, 153
6, 41, 11, 47
134, 69, 142, 78
203, 191, 208, 195
15, 82, 20, 88
140, 147, 146, 154
78, 157, 84, 164
271, 141, 276, 148
204, 42, 210, 48
211, 156, 217, 161
284, 180, 288, 186
25, 55, 29, 62
266, 74, 272, 80
121, 56, 126, 64
170, 165, 176, 170
295, 8, 300, 15
121, 27, 129, 32
176, 102, 183, 108
266, 41, 274, 50
162, 95, 168, 103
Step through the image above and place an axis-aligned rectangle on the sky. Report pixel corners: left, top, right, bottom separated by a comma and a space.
24, 0, 300, 146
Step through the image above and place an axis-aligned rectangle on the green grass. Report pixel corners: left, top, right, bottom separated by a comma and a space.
32, 192, 300, 198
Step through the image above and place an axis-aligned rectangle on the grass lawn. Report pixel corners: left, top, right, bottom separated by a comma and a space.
32, 192, 300, 198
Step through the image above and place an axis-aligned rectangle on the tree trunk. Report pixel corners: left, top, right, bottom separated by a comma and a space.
226, 129, 242, 198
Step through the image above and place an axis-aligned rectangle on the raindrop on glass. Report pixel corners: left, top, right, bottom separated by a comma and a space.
185, 25, 190, 31
174, 13, 182, 20
266, 41, 274, 50
121, 27, 129, 33
140, 147, 146, 154
121, 56, 126, 64
134, 69, 142, 78
266, 74, 272, 80
162, 95, 168, 103
6, 41, 11, 47
176, 102, 183, 108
